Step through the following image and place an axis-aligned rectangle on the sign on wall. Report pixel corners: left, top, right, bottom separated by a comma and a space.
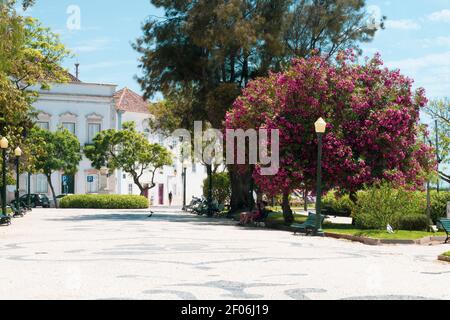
87, 176, 94, 183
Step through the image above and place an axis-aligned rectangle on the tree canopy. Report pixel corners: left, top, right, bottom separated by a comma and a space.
30, 127, 82, 207
226, 52, 436, 220
135, 0, 384, 211
0, 0, 70, 179
84, 122, 173, 196
426, 98, 450, 184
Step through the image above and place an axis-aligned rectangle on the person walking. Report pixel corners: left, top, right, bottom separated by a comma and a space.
168, 191, 173, 207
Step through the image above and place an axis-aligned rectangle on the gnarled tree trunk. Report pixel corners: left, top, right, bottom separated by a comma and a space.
228, 164, 253, 215
282, 192, 294, 224
46, 174, 57, 209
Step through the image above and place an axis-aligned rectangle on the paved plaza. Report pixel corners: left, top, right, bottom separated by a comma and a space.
0, 208, 449, 300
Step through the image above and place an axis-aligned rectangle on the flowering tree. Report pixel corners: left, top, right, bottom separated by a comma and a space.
226, 52, 436, 222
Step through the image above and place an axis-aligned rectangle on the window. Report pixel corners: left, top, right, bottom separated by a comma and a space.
62, 122, 76, 135
128, 184, 133, 195
87, 123, 101, 144
36, 174, 48, 193
87, 174, 99, 193
37, 122, 50, 130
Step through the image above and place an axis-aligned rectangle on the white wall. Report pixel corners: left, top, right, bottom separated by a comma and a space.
13, 82, 117, 202
120, 111, 207, 206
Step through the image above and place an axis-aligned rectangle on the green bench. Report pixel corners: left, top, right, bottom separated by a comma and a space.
291, 213, 325, 235
438, 219, 450, 244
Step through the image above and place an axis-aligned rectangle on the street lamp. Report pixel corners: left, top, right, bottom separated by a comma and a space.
14, 147, 23, 217
1, 137, 9, 217
314, 118, 327, 236
182, 160, 188, 211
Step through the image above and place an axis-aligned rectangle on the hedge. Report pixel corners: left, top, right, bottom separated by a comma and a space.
352, 184, 427, 230
60, 194, 149, 209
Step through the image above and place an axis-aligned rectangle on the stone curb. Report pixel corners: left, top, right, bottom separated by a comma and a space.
265, 224, 447, 246
438, 255, 450, 263
324, 232, 447, 246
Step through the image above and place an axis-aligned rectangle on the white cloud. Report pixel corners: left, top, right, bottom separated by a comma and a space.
80, 60, 136, 72
385, 19, 421, 30
422, 36, 450, 48
72, 38, 117, 53
427, 9, 450, 23
386, 51, 450, 98
368, 5, 382, 21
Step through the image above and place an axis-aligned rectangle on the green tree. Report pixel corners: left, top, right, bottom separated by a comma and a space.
426, 98, 450, 184
203, 172, 231, 205
135, 0, 384, 213
30, 127, 82, 208
84, 122, 173, 196
1, 0, 70, 188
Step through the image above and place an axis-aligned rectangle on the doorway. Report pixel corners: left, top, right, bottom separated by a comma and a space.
61, 175, 75, 194
158, 184, 164, 205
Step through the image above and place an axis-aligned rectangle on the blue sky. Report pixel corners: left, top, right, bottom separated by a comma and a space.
24, 0, 450, 102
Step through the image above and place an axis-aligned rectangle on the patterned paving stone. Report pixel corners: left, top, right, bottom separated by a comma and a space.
0, 208, 449, 300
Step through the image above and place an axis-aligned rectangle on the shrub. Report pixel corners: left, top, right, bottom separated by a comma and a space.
322, 191, 354, 216
60, 194, 149, 209
430, 191, 450, 223
397, 215, 429, 231
203, 172, 231, 205
353, 184, 426, 230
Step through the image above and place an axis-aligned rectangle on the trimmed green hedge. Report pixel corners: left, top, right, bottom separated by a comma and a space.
60, 194, 149, 209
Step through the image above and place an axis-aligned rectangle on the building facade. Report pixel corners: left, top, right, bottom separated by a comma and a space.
13, 80, 206, 207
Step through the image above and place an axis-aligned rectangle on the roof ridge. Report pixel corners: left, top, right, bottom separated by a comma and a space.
117, 87, 127, 108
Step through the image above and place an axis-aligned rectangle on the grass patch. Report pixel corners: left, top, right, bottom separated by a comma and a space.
323, 223, 446, 240
443, 252, 450, 257
266, 213, 307, 224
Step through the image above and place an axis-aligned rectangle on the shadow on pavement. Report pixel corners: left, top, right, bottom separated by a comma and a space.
47, 211, 239, 227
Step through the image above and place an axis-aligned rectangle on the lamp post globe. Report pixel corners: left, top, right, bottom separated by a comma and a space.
0, 137, 8, 149
314, 118, 327, 236
14, 147, 22, 157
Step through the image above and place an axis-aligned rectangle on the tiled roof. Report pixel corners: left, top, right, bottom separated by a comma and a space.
66, 72, 81, 82
114, 87, 150, 114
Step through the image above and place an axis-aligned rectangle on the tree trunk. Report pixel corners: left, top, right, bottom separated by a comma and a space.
282, 192, 294, 224
133, 177, 146, 196
47, 174, 57, 209
228, 164, 252, 215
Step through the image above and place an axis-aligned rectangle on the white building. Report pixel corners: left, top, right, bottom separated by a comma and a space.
14, 77, 207, 206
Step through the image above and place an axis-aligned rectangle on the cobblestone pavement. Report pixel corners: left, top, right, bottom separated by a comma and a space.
0, 209, 449, 300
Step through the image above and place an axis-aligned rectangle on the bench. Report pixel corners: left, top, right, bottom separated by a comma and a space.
438, 219, 450, 244
0, 215, 11, 226
291, 213, 325, 235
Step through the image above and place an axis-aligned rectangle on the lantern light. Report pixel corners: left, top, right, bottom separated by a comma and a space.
315, 118, 327, 134
0, 137, 8, 149
14, 147, 22, 157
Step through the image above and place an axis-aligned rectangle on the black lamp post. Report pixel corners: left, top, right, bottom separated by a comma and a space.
13, 147, 22, 217
27, 172, 31, 209
314, 118, 327, 236
1, 137, 9, 217
182, 162, 187, 211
